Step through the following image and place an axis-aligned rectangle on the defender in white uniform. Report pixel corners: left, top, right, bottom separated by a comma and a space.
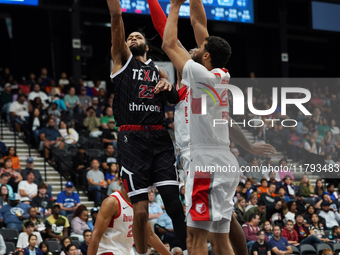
88, 183, 172, 255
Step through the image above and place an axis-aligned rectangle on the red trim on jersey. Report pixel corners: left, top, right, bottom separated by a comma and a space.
120, 125, 164, 131
177, 86, 188, 103
221, 68, 228, 73
108, 194, 121, 228
100, 253, 114, 255
189, 171, 211, 221
117, 191, 132, 208
213, 73, 221, 78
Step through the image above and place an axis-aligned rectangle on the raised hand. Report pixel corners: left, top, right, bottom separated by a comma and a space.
249, 142, 276, 158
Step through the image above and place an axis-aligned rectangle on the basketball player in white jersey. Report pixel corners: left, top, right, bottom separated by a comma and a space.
160, 0, 276, 254
88, 181, 172, 255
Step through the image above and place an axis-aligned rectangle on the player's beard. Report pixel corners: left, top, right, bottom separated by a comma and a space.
192, 51, 203, 65
130, 43, 147, 57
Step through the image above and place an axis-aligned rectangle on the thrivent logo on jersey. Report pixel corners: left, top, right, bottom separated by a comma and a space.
132, 69, 159, 82
123, 214, 133, 222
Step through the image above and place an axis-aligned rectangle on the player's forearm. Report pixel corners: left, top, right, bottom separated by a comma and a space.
162, 4, 181, 50
228, 117, 252, 152
106, 0, 122, 17
87, 236, 101, 255
148, 231, 172, 255
190, 0, 207, 29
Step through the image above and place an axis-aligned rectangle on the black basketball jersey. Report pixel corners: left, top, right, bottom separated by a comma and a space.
110, 54, 167, 126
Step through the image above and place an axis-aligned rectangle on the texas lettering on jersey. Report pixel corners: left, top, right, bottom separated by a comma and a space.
132, 69, 159, 82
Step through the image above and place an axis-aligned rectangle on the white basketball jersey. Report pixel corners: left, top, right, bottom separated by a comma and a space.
97, 191, 134, 255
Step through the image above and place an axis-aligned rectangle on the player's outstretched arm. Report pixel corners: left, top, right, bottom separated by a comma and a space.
147, 0, 167, 39
106, 0, 130, 72
87, 197, 119, 255
228, 116, 276, 157
190, 0, 209, 47
146, 222, 172, 255
162, 0, 191, 74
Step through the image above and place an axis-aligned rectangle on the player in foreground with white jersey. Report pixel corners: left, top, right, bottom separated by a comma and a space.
160, 0, 276, 254
87, 180, 172, 255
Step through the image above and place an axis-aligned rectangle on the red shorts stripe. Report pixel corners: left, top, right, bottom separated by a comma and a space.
120, 125, 164, 131
189, 171, 211, 221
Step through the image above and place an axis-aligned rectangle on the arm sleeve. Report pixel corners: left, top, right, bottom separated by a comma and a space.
147, 0, 167, 39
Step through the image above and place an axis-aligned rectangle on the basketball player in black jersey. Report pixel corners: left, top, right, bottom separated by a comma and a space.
106, 0, 186, 254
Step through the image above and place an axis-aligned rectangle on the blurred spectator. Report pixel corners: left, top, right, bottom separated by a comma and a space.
100, 107, 117, 130
1, 83, 13, 117
308, 213, 329, 242
64, 87, 81, 115
294, 214, 323, 245
0, 136, 6, 166
79, 230, 92, 255
179, 185, 185, 206
72, 147, 92, 187
70, 205, 90, 241
282, 176, 295, 198
316, 194, 338, 212
245, 159, 264, 185
23, 234, 43, 255
18, 171, 37, 202
318, 201, 340, 229
0, 193, 30, 231
322, 249, 334, 255
251, 230, 270, 255
27, 73, 37, 89
106, 176, 122, 196
242, 213, 265, 248
259, 183, 276, 209
266, 170, 281, 188
268, 226, 292, 255
323, 131, 339, 153
56, 181, 81, 216
318, 118, 331, 137
1, 158, 23, 192
39, 241, 51, 255
60, 237, 71, 255
0, 173, 13, 196
284, 201, 297, 224
242, 200, 266, 227
10, 95, 31, 133
91, 98, 102, 118
22, 207, 45, 232
4, 146, 21, 171
59, 120, 79, 146
286, 127, 304, 162
97, 88, 106, 109
330, 119, 340, 143
171, 247, 182, 255
47, 102, 61, 126
148, 190, 163, 232
87, 207, 98, 231
79, 87, 92, 112
47, 88, 66, 110
156, 211, 177, 248
243, 181, 254, 201
77, 79, 93, 97
22, 158, 49, 194
84, 107, 102, 137
13, 87, 25, 102
257, 179, 268, 199
329, 226, 340, 242
28, 84, 48, 108
39, 118, 65, 159
30, 108, 44, 144
315, 179, 326, 198
281, 220, 298, 246
101, 120, 118, 149
100, 144, 117, 173
17, 221, 43, 249
58, 72, 69, 92
234, 196, 246, 223
40, 68, 52, 89
263, 221, 273, 241
105, 163, 118, 186
304, 205, 326, 227
31, 97, 48, 116
295, 190, 307, 214
266, 200, 283, 223
45, 204, 70, 240
31, 183, 53, 217
278, 159, 295, 181
299, 175, 318, 198
231, 148, 247, 168
91, 80, 101, 97
86, 159, 105, 206
246, 192, 258, 212
323, 183, 339, 201
0, 184, 9, 208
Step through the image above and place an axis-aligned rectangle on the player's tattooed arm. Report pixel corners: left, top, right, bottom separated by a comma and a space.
228, 116, 276, 157
106, 0, 130, 73
190, 0, 209, 47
